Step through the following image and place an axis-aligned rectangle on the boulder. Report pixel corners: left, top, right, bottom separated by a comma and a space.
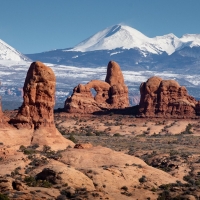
139, 76, 197, 118
65, 61, 129, 113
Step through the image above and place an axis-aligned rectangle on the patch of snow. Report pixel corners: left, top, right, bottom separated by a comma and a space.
110, 51, 123, 56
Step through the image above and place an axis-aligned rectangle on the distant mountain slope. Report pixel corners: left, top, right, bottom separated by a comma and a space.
0, 39, 30, 62
69, 24, 200, 55
26, 24, 200, 73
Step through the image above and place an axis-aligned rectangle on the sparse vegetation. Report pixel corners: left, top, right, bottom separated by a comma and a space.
139, 175, 147, 183
181, 123, 193, 134
0, 194, 9, 200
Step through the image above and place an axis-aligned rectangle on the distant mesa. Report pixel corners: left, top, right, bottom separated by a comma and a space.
64, 61, 129, 114
138, 76, 198, 118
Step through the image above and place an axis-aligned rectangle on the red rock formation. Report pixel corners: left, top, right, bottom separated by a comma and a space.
65, 61, 129, 113
139, 76, 197, 118
9, 61, 74, 149
12, 61, 56, 129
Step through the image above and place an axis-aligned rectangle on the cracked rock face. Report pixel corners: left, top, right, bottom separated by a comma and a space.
12, 61, 56, 129
139, 76, 197, 118
64, 61, 129, 113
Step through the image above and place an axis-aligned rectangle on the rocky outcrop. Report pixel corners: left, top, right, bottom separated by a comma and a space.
8, 61, 74, 150
12, 61, 56, 129
65, 61, 129, 113
74, 143, 93, 149
139, 76, 198, 118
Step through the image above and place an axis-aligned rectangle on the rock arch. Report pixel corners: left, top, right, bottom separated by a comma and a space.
64, 61, 129, 113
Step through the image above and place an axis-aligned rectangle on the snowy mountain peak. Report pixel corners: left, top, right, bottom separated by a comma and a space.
0, 39, 29, 61
68, 24, 200, 55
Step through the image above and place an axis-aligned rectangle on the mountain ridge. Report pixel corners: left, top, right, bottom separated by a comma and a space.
67, 24, 200, 55
0, 39, 29, 62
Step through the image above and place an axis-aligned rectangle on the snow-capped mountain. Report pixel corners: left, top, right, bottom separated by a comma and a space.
70, 24, 200, 55
26, 24, 200, 73
0, 39, 29, 61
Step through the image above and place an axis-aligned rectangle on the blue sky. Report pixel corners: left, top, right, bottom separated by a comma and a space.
0, 0, 200, 54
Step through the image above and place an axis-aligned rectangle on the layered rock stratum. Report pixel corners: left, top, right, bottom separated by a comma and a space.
139, 76, 198, 118
64, 61, 129, 113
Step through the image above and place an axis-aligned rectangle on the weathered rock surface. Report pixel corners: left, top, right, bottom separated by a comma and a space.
6, 61, 74, 150
74, 143, 93, 149
12, 61, 55, 129
139, 76, 198, 118
65, 61, 129, 113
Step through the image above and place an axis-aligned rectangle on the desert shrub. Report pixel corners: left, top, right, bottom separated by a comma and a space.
92, 193, 99, 197
19, 145, 26, 151
29, 157, 48, 167
183, 175, 195, 185
139, 175, 147, 183
121, 186, 128, 191
181, 123, 193, 134
31, 144, 39, 149
0, 193, 9, 200
86, 132, 93, 136
159, 184, 171, 190
40, 180, 52, 188
24, 176, 37, 187
169, 150, 179, 156
24, 176, 52, 188
23, 149, 35, 155
56, 195, 66, 200
121, 191, 132, 196
113, 133, 121, 137
151, 187, 156, 192
43, 145, 51, 153
94, 131, 105, 136
157, 190, 170, 200
68, 135, 77, 143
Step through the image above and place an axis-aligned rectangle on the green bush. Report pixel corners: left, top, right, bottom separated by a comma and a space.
0, 194, 9, 200
68, 135, 77, 143
86, 132, 93, 136
139, 175, 147, 183
181, 123, 193, 134
113, 133, 121, 137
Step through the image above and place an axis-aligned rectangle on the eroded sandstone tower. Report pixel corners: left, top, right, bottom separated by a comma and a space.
12, 61, 56, 129
64, 61, 129, 113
